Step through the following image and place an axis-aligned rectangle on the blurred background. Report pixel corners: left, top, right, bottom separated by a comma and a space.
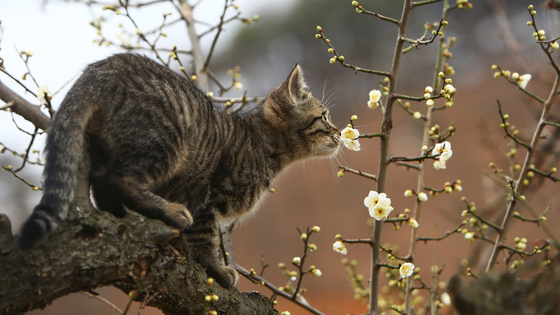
1, 0, 559, 314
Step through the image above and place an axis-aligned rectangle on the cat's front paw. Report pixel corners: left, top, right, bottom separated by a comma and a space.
208, 265, 239, 288
164, 204, 193, 230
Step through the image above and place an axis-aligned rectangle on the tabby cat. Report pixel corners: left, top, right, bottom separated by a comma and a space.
18, 54, 341, 288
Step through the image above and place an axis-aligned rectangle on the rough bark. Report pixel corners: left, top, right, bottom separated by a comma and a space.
0, 156, 278, 315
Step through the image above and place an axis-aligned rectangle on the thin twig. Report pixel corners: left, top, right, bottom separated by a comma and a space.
236, 265, 325, 315
81, 291, 123, 314
202, 0, 229, 70
338, 165, 377, 181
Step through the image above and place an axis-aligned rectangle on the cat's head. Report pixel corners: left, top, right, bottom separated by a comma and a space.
262, 65, 341, 160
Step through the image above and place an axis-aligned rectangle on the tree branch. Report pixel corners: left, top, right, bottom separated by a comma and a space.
0, 157, 278, 314
0, 79, 51, 131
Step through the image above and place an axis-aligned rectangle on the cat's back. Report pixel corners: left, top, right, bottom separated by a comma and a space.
62, 54, 215, 147
73, 54, 207, 109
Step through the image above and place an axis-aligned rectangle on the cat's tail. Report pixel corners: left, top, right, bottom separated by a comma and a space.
18, 96, 94, 250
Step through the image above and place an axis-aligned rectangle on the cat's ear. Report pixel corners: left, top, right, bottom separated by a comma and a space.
279, 64, 309, 106
263, 65, 309, 126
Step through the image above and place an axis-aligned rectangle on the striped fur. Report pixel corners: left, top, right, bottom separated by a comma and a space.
18, 54, 341, 287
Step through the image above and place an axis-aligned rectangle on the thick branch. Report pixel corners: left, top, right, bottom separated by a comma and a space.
0, 158, 278, 315
0, 79, 51, 131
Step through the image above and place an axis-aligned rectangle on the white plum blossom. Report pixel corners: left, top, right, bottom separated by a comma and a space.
413, 111, 422, 119
518, 74, 532, 89
311, 269, 322, 277
418, 192, 428, 202
399, 262, 415, 278
368, 89, 382, 108
441, 292, 452, 306
432, 141, 453, 170
408, 218, 419, 228
444, 84, 455, 94
340, 127, 361, 151
234, 81, 243, 90
292, 257, 301, 265
425, 86, 433, 94
426, 99, 434, 107
364, 190, 394, 220
333, 241, 347, 255
464, 232, 474, 240
37, 84, 53, 106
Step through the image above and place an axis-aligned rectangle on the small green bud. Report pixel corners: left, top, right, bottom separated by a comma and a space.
528, 4, 533, 10
337, 170, 344, 177
316, 26, 322, 32
328, 48, 334, 53
432, 30, 437, 36
352, 1, 359, 6
531, 10, 536, 16
527, 21, 532, 26
339, 55, 345, 62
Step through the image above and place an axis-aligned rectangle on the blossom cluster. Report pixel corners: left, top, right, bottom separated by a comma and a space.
364, 191, 394, 221
340, 126, 361, 151
37, 85, 53, 106
367, 89, 381, 108
432, 141, 453, 170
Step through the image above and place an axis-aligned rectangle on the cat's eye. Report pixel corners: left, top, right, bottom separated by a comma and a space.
321, 111, 329, 122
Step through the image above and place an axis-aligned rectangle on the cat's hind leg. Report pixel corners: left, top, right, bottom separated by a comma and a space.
107, 175, 193, 229
183, 210, 238, 288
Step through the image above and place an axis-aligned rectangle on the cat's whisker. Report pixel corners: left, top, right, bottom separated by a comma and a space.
321, 72, 333, 103
324, 93, 339, 109
352, 123, 375, 128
